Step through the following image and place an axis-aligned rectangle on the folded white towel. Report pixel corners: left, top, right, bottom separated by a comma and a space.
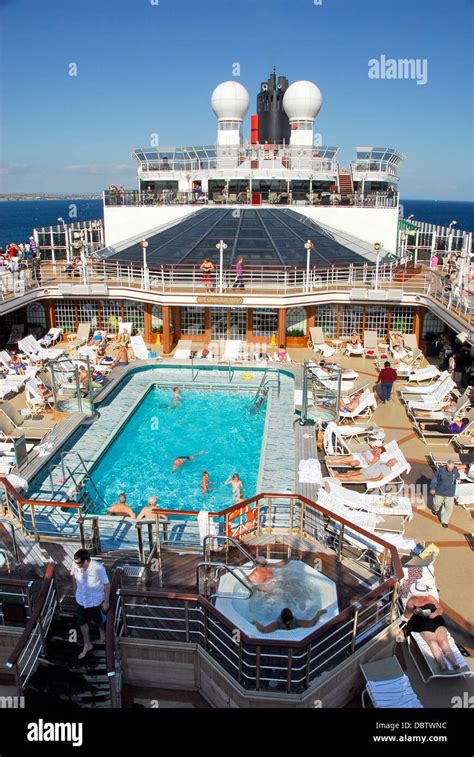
298, 458, 322, 484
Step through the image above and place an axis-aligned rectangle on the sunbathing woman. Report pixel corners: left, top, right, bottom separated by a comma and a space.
334, 458, 397, 482
310, 359, 357, 379
339, 389, 364, 413
349, 330, 361, 347
404, 594, 460, 672
329, 445, 383, 469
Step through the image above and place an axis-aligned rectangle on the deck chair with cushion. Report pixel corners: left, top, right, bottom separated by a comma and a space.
0, 403, 55, 440
363, 330, 379, 358
38, 327, 62, 347
403, 333, 419, 353
323, 477, 413, 519
404, 378, 457, 413
173, 340, 192, 360
6, 325, 24, 347
18, 335, 63, 363
410, 389, 471, 422
345, 339, 364, 357
25, 378, 54, 412
339, 389, 377, 423
407, 632, 471, 683
414, 407, 474, 447
0, 381, 20, 400
323, 421, 385, 455
221, 340, 241, 361
455, 483, 474, 511
327, 439, 410, 494
309, 327, 336, 357
130, 335, 161, 361
117, 322, 132, 340
404, 365, 442, 385
401, 371, 450, 394
360, 657, 423, 708
0, 350, 39, 379
66, 322, 91, 347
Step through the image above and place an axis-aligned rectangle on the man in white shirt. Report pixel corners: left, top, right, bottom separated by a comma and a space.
71, 549, 110, 659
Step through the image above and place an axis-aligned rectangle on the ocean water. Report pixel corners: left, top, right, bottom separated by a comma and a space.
400, 199, 473, 233
0, 198, 472, 248
91, 386, 267, 514
0, 199, 103, 247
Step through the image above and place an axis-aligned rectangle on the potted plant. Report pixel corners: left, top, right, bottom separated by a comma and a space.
151, 325, 163, 343
286, 327, 307, 348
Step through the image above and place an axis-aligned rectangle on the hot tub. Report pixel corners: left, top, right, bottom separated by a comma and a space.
215, 559, 339, 641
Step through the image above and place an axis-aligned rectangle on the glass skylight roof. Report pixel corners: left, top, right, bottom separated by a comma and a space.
105, 209, 376, 268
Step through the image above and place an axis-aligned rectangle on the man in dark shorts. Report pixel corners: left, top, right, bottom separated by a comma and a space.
71, 549, 110, 659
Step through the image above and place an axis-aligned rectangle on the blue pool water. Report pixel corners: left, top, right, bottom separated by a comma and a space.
91, 386, 267, 514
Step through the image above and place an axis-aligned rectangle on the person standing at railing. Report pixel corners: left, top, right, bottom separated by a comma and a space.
232, 257, 245, 290
71, 548, 110, 659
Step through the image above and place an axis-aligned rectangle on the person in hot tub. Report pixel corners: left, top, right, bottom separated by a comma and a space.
247, 556, 289, 584
251, 606, 327, 634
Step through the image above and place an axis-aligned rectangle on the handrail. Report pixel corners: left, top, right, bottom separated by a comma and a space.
0, 516, 20, 564
105, 568, 123, 707
196, 561, 254, 600
153, 491, 403, 580
5, 562, 55, 668
202, 534, 257, 565
118, 576, 395, 650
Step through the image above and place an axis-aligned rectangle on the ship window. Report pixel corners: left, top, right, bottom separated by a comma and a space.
315, 304, 337, 338
340, 304, 364, 338
253, 308, 278, 338
181, 306, 205, 335
151, 305, 163, 331
422, 313, 444, 338
286, 307, 307, 335
26, 302, 47, 329
365, 305, 388, 338
124, 302, 144, 333
390, 306, 414, 335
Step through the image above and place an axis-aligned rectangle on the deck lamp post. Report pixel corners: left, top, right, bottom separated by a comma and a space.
305, 240, 315, 292
448, 220, 457, 253
216, 239, 228, 293
57, 217, 70, 262
140, 239, 149, 289
373, 242, 383, 289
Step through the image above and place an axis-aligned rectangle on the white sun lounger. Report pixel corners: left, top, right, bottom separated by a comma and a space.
326, 439, 410, 494
130, 335, 160, 361
0, 382, 20, 400
345, 341, 364, 356
66, 322, 91, 347
323, 478, 413, 518
18, 335, 63, 362
455, 483, 474, 510
221, 340, 241, 361
360, 657, 423, 708
408, 632, 471, 683
309, 327, 335, 357
6, 324, 24, 346
0, 350, 39, 379
404, 365, 440, 384
401, 371, 450, 394
339, 389, 377, 423
38, 327, 62, 347
173, 340, 193, 360
404, 378, 456, 410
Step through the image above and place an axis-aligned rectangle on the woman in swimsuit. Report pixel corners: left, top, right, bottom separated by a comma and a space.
404, 595, 460, 672
200, 258, 215, 293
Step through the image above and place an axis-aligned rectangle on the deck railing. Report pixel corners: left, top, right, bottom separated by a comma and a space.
0, 576, 35, 627
5, 563, 58, 696
0, 478, 83, 543
115, 578, 397, 694
105, 567, 123, 708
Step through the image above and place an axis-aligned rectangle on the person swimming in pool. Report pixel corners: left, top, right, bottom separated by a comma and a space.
172, 450, 207, 474
251, 607, 327, 634
171, 386, 182, 405
201, 471, 216, 493
225, 472, 244, 501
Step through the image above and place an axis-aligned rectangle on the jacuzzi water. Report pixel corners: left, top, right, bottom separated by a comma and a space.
91, 386, 267, 514
216, 559, 339, 641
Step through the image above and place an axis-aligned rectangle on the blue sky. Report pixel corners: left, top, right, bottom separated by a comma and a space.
0, 0, 472, 199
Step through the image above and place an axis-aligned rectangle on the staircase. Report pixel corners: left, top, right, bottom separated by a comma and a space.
338, 170, 354, 197
26, 605, 117, 708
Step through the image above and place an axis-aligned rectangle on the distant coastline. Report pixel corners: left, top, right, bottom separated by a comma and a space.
0, 194, 102, 201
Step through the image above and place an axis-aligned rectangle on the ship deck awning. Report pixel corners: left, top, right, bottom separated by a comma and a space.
101, 208, 388, 267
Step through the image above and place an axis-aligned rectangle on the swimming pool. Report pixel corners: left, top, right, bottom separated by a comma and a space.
90, 385, 267, 514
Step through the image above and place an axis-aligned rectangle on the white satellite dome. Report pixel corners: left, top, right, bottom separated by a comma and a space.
283, 80, 323, 120
211, 80, 250, 120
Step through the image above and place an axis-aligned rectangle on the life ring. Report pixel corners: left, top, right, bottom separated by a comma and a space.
227, 505, 254, 538
242, 373, 253, 380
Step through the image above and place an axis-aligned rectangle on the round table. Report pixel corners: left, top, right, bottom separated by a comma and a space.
331, 339, 343, 353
